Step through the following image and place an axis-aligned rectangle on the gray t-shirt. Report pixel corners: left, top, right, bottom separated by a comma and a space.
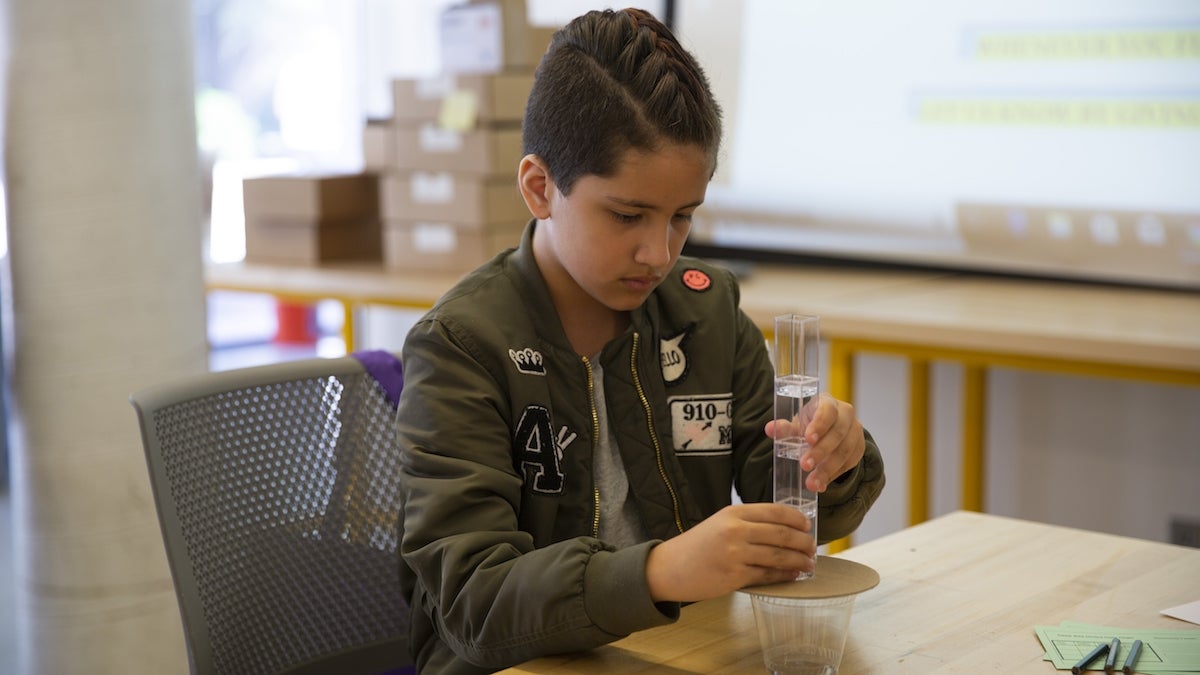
591, 358, 651, 549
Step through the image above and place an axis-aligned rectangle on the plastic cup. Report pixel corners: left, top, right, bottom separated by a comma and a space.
750, 593, 856, 675
744, 556, 879, 675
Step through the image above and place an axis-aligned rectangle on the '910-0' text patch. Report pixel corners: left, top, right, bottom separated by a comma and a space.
668, 393, 733, 456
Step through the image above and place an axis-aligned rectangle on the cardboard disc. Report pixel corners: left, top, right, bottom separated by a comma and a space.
740, 555, 880, 599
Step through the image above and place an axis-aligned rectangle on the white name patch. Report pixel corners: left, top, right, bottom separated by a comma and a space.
668, 393, 733, 456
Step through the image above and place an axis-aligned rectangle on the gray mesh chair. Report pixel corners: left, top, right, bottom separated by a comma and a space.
130, 352, 412, 675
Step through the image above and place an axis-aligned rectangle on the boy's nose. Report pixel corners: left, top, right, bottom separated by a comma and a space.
635, 223, 673, 268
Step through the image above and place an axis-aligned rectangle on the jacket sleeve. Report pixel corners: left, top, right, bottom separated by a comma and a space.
397, 316, 676, 670
726, 278, 886, 544
815, 428, 885, 542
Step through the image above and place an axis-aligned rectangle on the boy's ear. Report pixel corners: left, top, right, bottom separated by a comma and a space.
517, 153, 553, 219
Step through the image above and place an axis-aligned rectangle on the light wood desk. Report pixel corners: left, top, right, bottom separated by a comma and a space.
497, 511, 1200, 674
206, 262, 1200, 531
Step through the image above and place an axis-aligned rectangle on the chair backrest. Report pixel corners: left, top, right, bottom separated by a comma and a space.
130, 353, 412, 675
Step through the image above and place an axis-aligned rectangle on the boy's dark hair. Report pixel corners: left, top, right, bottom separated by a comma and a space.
522, 7, 722, 195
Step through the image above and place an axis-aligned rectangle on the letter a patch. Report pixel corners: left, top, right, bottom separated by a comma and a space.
513, 405, 568, 494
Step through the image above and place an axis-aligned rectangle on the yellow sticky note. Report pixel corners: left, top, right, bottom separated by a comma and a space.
439, 90, 479, 132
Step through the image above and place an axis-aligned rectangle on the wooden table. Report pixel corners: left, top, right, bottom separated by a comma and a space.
206, 262, 1200, 536
496, 511, 1200, 674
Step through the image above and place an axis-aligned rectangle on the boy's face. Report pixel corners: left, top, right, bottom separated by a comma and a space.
532, 142, 712, 314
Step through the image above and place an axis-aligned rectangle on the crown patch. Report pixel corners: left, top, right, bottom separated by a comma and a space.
509, 347, 546, 375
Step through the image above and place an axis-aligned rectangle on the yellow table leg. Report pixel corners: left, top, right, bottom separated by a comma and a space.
826, 340, 855, 552
342, 301, 355, 353
909, 359, 930, 525
828, 339, 854, 403
962, 365, 987, 512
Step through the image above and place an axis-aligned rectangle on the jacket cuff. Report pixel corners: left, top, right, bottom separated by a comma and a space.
815, 429, 885, 543
822, 461, 862, 503
820, 426, 881, 505
583, 541, 679, 635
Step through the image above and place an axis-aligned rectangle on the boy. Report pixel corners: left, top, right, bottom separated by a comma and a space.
396, 8, 885, 673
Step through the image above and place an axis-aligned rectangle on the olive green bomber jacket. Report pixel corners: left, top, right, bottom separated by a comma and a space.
396, 222, 885, 674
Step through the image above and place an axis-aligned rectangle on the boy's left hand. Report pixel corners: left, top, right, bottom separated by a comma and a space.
765, 394, 865, 492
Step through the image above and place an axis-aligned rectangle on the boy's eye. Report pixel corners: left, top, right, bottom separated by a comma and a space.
611, 211, 640, 223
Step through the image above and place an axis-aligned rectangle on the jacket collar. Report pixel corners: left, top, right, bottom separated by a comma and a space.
506, 219, 655, 357
507, 219, 576, 354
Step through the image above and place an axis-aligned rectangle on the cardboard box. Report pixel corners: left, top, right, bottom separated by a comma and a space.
383, 219, 523, 272
392, 73, 534, 125
438, 0, 556, 72
362, 119, 394, 172
393, 124, 523, 175
381, 171, 527, 225
524, 25, 558, 67
242, 173, 379, 221
441, 0, 538, 74
244, 217, 382, 264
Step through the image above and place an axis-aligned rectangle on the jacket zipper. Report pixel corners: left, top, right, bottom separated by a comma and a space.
630, 333, 684, 534
582, 356, 601, 538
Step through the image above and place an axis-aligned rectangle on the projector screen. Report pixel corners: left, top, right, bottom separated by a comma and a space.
683, 0, 1200, 289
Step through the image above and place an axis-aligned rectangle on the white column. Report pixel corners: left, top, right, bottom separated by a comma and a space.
3, 0, 204, 672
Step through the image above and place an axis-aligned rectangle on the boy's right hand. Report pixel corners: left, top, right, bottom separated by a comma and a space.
644, 503, 815, 603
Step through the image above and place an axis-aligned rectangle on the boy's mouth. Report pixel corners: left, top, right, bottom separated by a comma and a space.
621, 275, 661, 292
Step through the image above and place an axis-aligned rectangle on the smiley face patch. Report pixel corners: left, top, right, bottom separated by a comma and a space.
681, 268, 711, 292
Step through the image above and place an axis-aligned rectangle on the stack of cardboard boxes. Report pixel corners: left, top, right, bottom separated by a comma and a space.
241, 172, 381, 264
371, 0, 556, 274
241, 0, 555, 273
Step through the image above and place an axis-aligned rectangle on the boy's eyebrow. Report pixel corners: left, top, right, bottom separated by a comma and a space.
607, 196, 704, 210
